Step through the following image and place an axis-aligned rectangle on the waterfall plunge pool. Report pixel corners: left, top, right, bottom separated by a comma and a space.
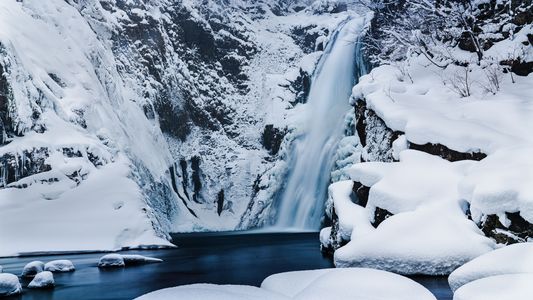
0, 232, 452, 300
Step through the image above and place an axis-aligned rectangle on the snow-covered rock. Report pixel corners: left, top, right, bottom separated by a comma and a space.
0, 273, 22, 296
261, 268, 436, 300
98, 254, 162, 268
28, 271, 54, 289
21, 261, 45, 277
98, 254, 125, 268
135, 284, 288, 300
44, 260, 75, 273
449, 243, 533, 291
454, 273, 533, 300
323, 151, 495, 274
136, 268, 436, 300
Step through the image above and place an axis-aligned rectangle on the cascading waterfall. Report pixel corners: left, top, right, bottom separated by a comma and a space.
274, 17, 369, 230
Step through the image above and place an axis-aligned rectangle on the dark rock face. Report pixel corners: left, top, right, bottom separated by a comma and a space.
0, 148, 50, 188
0, 62, 15, 146
290, 25, 329, 54
409, 142, 487, 162
372, 207, 394, 227
262, 124, 286, 156
481, 212, 533, 244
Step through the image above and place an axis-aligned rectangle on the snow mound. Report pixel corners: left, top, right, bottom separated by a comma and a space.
0, 273, 22, 296
326, 151, 494, 274
98, 254, 125, 268
122, 254, 163, 265
44, 260, 75, 272
135, 284, 288, 300
454, 273, 533, 300
136, 268, 436, 300
261, 268, 436, 300
98, 254, 162, 268
21, 261, 45, 277
28, 271, 54, 289
449, 243, 533, 291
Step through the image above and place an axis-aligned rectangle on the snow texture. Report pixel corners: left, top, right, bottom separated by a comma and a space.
98, 254, 125, 268
136, 268, 436, 300
122, 254, 163, 265
454, 273, 533, 300
28, 271, 54, 289
449, 243, 533, 291
0, 273, 21, 296
44, 260, 75, 273
21, 261, 44, 277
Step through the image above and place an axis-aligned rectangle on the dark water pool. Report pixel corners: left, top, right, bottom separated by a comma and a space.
0, 232, 452, 300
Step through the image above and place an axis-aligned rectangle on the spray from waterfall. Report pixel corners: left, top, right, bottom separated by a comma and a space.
274, 17, 369, 230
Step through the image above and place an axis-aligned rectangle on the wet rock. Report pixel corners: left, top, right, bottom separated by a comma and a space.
262, 125, 287, 156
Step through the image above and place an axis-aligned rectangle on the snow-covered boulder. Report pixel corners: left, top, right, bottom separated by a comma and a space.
135, 284, 288, 300
21, 261, 45, 277
449, 243, 533, 291
28, 271, 55, 289
98, 254, 162, 268
98, 254, 125, 268
261, 268, 436, 300
0, 273, 22, 296
122, 255, 163, 265
44, 260, 75, 272
324, 151, 495, 275
454, 273, 533, 300
135, 268, 436, 300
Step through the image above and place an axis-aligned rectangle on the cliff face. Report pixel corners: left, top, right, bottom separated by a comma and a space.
0, 0, 362, 255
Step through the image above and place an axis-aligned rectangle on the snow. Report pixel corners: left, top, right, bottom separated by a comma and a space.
454, 273, 533, 300
136, 284, 288, 300
0, 0, 177, 257
136, 268, 436, 300
28, 271, 55, 289
324, 150, 495, 274
262, 268, 436, 300
0, 273, 22, 296
44, 260, 75, 272
21, 261, 44, 277
449, 243, 533, 291
98, 254, 162, 268
98, 254, 125, 268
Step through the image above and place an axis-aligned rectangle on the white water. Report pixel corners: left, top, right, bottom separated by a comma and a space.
275, 17, 368, 230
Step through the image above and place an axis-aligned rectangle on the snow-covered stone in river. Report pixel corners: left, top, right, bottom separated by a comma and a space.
122, 255, 163, 265
449, 243, 533, 291
0, 273, 22, 296
261, 268, 436, 300
21, 261, 45, 277
28, 271, 54, 289
44, 260, 75, 272
454, 273, 533, 300
98, 254, 125, 268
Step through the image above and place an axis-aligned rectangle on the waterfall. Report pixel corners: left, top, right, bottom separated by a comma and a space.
274, 17, 369, 230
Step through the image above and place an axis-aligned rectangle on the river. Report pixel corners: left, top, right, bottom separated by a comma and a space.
0, 232, 452, 300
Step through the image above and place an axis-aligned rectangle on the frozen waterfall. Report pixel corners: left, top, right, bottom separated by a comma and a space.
274, 17, 369, 230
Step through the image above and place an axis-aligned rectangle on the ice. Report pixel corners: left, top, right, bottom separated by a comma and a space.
136, 268, 436, 300
448, 243, 533, 291
28, 271, 54, 289
122, 254, 163, 265
98, 254, 125, 268
21, 261, 45, 277
44, 260, 75, 272
454, 273, 533, 300
0, 273, 22, 296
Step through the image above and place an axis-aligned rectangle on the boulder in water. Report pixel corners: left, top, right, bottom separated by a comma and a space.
0, 273, 22, 296
98, 254, 125, 268
28, 271, 55, 289
45, 260, 75, 272
21, 261, 45, 277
